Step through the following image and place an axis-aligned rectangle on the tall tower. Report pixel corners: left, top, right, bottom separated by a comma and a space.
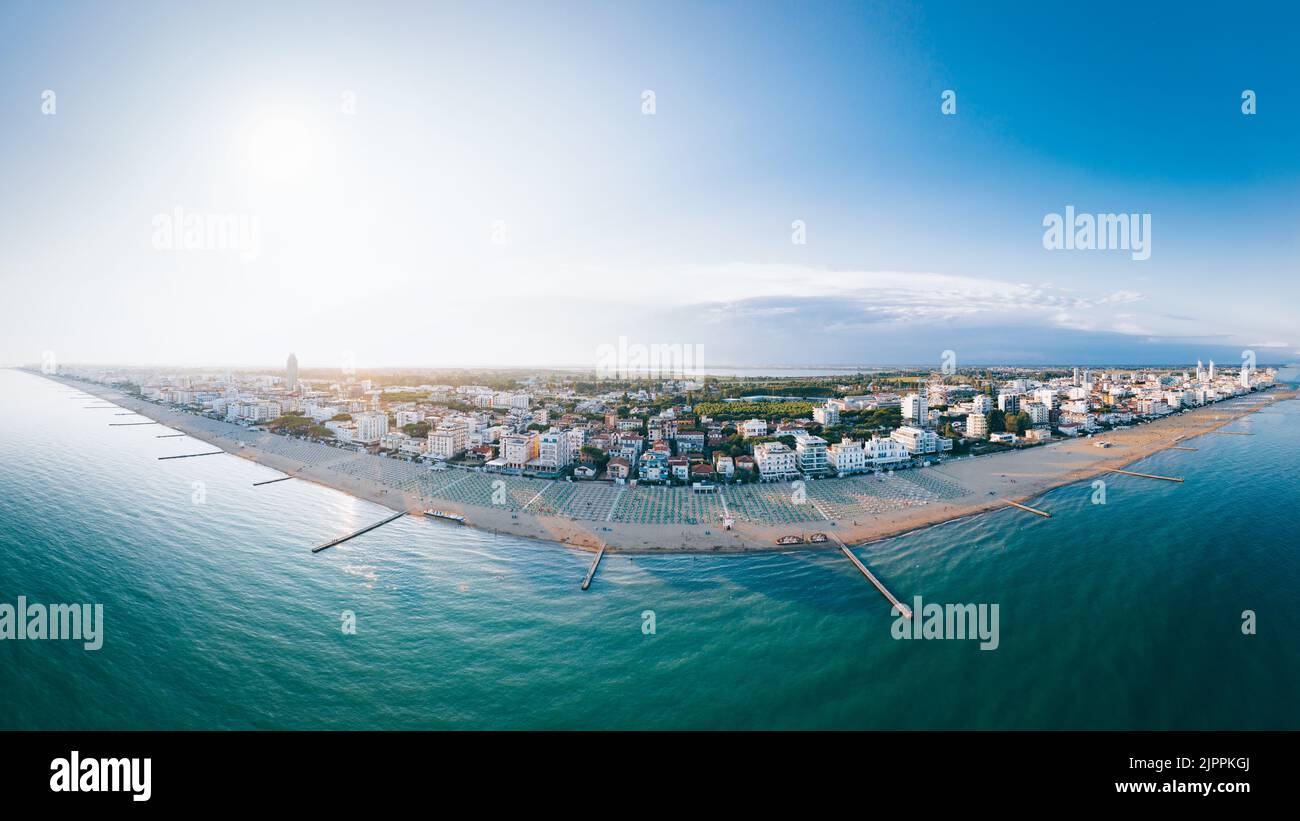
1196, 359, 1203, 381
286, 353, 299, 392
1209, 360, 1215, 380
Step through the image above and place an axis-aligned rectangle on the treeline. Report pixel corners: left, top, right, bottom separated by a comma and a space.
694, 400, 814, 420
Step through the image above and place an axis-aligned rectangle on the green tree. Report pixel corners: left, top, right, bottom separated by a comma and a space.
986, 410, 1005, 433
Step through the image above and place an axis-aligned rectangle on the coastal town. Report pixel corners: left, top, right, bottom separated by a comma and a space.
28, 355, 1280, 555
50, 356, 1277, 488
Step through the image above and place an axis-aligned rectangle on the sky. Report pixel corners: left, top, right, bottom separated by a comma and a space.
1, 0, 1297, 370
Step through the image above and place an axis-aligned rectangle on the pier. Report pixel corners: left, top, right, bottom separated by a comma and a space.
252, 476, 293, 486
1106, 468, 1183, 483
311, 511, 408, 553
833, 536, 912, 619
1210, 431, 1254, 436
156, 433, 186, 438
109, 421, 159, 426
581, 543, 607, 590
1169, 446, 1198, 451
1005, 500, 1051, 518
158, 451, 225, 460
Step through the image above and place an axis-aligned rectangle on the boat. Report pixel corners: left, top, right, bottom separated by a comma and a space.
809, 532, 829, 543
423, 510, 465, 524
775, 535, 805, 545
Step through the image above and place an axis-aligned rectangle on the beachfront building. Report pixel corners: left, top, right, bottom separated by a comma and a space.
428, 421, 468, 460
753, 441, 798, 481
607, 458, 631, 481
638, 450, 669, 483
501, 432, 539, 470
966, 412, 989, 439
713, 453, 735, 478
1024, 401, 1050, 428
793, 433, 829, 476
536, 430, 573, 469
352, 411, 389, 445
829, 439, 868, 475
890, 425, 952, 456
864, 436, 911, 468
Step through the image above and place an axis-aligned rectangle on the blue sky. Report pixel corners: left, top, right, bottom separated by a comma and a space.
1, 0, 1296, 368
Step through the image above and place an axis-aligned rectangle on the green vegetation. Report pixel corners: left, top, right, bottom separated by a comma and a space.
267, 413, 312, 433
402, 421, 431, 439
307, 424, 335, 439
580, 445, 609, 470
694, 400, 814, 421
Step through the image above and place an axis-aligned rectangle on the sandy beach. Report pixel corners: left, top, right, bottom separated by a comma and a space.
47, 373, 1291, 555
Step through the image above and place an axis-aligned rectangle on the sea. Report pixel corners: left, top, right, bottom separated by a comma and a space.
1, 366, 1297, 729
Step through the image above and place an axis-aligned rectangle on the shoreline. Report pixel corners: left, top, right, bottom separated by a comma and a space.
40, 371, 1292, 556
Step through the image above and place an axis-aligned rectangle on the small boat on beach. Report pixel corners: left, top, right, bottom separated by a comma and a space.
424, 510, 465, 524
775, 535, 804, 545
809, 533, 829, 543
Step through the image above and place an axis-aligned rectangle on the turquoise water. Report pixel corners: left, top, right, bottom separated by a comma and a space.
1, 367, 1297, 729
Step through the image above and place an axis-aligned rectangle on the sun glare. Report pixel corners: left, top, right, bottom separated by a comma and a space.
245, 114, 315, 181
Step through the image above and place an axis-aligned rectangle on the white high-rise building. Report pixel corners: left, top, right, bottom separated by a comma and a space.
829, 439, 867, 475
286, 353, 298, 391
1024, 402, 1050, 427
812, 403, 840, 426
902, 393, 928, 426
427, 421, 467, 460
890, 425, 953, 456
352, 411, 389, 445
501, 432, 539, 469
792, 433, 829, 476
537, 430, 573, 469
972, 394, 993, 414
967, 412, 989, 438
753, 441, 798, 481
395, 411, 424, 428
830, 436, 911, 473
